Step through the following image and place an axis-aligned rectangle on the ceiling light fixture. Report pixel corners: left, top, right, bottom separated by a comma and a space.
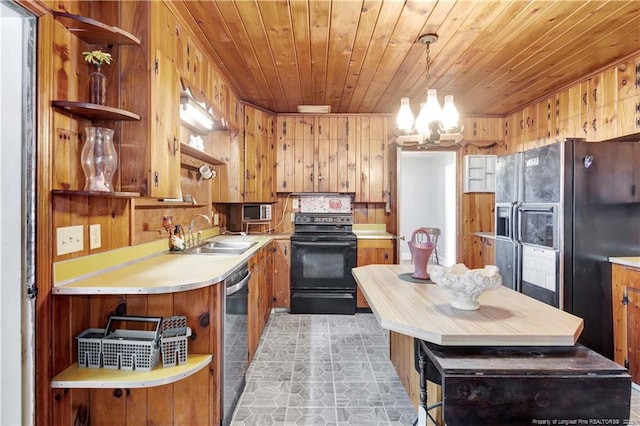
394, 34, 463, 147
297, 105, 331, 114
180, 92, 215, 134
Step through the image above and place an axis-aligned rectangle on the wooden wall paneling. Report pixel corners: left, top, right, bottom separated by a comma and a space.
173, 287, 216, 425
37, 13, 55, 426
316, 116, 330, 192
145, 293, 176, 425
244, 105, 257, 201
120, 295, 150, 425
85, 294, 127, 425
51, 295, 75, 426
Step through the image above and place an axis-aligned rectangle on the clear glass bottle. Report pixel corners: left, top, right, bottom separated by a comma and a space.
81, 127, 117, 192
89, 68, 106, 105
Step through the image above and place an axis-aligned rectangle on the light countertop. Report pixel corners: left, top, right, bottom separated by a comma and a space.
609, 257, 640, 268
352, 264, 584, 347
352, 224, 395, 240
53, 235, 274, 295
473, 231, 496, 240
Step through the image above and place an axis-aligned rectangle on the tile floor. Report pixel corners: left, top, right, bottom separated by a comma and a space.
232, 312, 640, 426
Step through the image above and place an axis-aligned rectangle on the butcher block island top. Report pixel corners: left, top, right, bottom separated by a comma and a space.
352, 264, 584, 346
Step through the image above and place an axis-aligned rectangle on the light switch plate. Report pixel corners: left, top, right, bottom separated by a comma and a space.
89, 224, 101, 249
56, 225, 84, 255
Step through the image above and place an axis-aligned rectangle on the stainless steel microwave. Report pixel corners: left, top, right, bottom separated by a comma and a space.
242, 204, 272, 221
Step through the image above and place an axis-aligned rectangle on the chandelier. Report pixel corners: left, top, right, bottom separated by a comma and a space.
394, 34, 463, 147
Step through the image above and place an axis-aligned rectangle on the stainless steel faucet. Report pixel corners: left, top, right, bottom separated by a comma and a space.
188, 214, 211, 246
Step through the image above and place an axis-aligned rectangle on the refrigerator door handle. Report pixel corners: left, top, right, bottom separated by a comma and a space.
512, 202, 522, 242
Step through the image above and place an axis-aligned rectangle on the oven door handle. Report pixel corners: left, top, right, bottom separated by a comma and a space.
226, 271, 251, 296
292, 241, 354, 247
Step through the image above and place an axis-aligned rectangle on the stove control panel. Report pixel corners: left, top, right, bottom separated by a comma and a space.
294, 213, 353, 225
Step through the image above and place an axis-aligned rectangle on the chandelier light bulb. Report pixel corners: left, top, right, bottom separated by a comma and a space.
441, 95, 459, 131
423, 89, 442, 125
414, 103, 430, 137
396, 97, 414, 133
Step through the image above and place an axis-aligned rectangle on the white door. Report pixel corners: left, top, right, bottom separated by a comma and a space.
398, 150, 457, 266
0, 2, 37, 424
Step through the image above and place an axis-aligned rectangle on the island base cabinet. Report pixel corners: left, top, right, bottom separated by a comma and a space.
612, 263, 640, 383
423, 343, 631, 426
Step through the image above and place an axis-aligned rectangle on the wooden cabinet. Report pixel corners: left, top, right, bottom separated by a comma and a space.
276, 114, 389, 202
356, 239, 393, 308
460, 117, 503, 143
615, 55, 640, 138
150, 49, 182, 198
118, 1, 183, 198
209, 130, 245, 203
272, 239, 291, 309
248, 245, 273, 362
244, 105, 276, 203
503, 111, 524, 154
612, 263, 640, 383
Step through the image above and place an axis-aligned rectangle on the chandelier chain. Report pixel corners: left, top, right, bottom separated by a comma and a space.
425, 41, 431, 90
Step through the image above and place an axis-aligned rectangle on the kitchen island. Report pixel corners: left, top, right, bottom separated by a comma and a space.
352, 264, 631, 425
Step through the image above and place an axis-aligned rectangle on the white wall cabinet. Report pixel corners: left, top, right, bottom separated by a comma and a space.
463, 155, 496, 193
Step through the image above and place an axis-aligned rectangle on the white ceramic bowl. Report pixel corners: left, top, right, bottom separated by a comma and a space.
430, 264, 502, 310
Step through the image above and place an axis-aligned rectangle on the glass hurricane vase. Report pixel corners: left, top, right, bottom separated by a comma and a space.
81, 127, 117, 192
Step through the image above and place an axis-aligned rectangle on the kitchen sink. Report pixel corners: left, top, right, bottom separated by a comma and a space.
181, 240, 257, 255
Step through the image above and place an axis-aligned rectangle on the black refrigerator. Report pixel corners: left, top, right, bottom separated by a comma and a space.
495, 140, 640, 359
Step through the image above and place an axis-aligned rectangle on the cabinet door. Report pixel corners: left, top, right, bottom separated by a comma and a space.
292, 116, 316, 193
355, 116, 389, 202
503, 111, 523, 154
244, 106, 258, 202
616, 56, 640, 138
248, 254, 261, 363
356, 239, 394, 308
150, 49, 181, 198
316, 116, 331, 192
276, 116, 295, 192
273, 240, 291, 308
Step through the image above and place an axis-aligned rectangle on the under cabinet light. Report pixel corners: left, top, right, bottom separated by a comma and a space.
180, 96, 215, 134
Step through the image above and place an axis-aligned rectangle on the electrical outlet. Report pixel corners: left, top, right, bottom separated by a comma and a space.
292, 199, 299, 210
56, 225, 84, 255
89, 224, 101, 249
290, 213, 295, 222
213, 213, 219, 226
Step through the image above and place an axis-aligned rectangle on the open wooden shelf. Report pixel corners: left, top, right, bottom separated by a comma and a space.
52, 189, 141, 198
52, 101, 141, 121
53, 11, 141, 46
180, 143, 225, 168
51, 354, 212, 388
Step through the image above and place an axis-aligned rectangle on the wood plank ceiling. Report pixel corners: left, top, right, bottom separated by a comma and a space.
176, 0, 640, 117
